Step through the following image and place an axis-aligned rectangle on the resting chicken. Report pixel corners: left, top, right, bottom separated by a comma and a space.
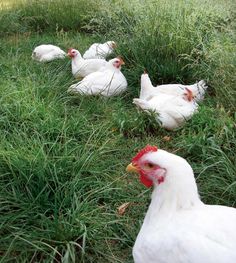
32, 44, 66, 62
133, 72, 204, 130
83, 41, 116, 59
68, 48, 107, 79
68, 57, 127, 97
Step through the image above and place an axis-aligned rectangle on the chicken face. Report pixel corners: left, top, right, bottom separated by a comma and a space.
183, 87, 194, 101
112, 57, 125, 69
126, 145, 167, 188
67, 48, 78, 58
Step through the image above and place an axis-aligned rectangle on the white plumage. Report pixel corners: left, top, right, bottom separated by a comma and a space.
133, 73, 199, 130
126, 146, 236, 263
32, 44, 66, 62
68, 48, 107, 79
139, 72, 207, 102
68, 57, 127, 97
83, 41, 116, 59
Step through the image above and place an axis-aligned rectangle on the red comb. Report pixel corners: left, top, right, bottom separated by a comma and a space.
132, 145, 158, 163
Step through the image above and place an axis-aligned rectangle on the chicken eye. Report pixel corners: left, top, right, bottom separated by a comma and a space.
145, 163, 154, 169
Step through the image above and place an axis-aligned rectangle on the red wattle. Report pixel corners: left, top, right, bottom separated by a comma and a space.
158, 176, 165, 184
140, 174, 153, 188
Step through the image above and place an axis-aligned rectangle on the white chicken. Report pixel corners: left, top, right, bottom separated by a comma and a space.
140, 72, 207, 102
68, 48, 107, 79
83, 41, 116, 59
32, 44, 66, 62
126, 145, 236, 263
133, 72, 199, 130
68, 57, 127, 97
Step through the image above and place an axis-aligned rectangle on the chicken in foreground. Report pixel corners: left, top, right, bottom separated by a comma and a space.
32, 44, 66, 62
83, 41, 116, 59
67, 48, 107, 79
133, 72, 199, 130
126, 145, 236, 263
68, 57, 127, 97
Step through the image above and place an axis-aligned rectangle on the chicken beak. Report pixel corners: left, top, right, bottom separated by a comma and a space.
120, 58, 125, 65
117, 56, 125, 66
126, 163, 139, 174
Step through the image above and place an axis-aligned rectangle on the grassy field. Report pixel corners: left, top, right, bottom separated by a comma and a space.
0, 0, 236, 262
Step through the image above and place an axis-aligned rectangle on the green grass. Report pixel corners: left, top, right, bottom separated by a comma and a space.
0, 0, 236, 262
0, 0, 102, 33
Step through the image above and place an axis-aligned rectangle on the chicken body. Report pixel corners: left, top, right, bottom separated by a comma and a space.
134, 204, 236, 263
68, 57, 127, 97
68, 48, 107, 79
140, 73, 207, 102
83, 41, 116, 59
32, 44, 66, 62
133, 73, 198, 130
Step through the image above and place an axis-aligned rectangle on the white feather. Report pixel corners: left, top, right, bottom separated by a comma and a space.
68, 58, 127, 97
83, 41, 116, 59
133, 73, 199, 130
32, 44, 66, 62
132, 149, 236, 263
69, 48, 107, 78
140, 73, 207, 102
